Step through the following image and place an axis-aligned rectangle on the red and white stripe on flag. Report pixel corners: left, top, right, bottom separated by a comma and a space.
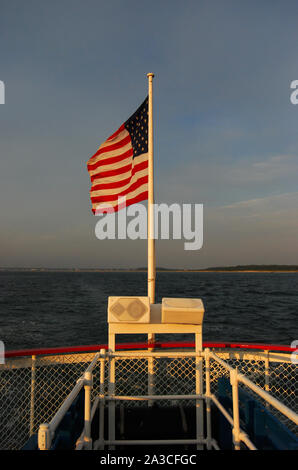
87, 97, 149, 213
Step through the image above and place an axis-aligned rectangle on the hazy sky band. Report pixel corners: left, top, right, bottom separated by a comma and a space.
0, 0, 297, 268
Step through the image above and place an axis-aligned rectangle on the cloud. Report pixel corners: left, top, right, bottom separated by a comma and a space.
207, 191, 298, 250
227, 154, 298, 184
221, 191, 298, 213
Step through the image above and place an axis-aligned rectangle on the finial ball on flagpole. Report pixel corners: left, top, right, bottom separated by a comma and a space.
147, 73, 155, 78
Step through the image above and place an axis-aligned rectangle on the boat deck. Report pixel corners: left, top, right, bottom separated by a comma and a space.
1, 342, 297, 450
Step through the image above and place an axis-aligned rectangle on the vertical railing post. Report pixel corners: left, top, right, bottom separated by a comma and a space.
108, 335, 115, 450
30, 355, 36, 436
205, 348, 212, 449
264, 350, 270, 409
84, 370, 93, 450
195, 330, 204, 450
99, 348, 106, 450
264, 350, 270, 392
148, 354, 155, 407
38, 423, 51, 450
230, 368, 241, 450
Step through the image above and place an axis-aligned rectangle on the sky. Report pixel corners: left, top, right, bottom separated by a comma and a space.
0, 0, 298, 269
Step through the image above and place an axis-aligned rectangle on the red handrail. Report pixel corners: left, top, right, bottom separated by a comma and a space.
4, 341, 296, 358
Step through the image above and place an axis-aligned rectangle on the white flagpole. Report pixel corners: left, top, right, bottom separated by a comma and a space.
147, 73, 155, 305
147, 73, 155, 351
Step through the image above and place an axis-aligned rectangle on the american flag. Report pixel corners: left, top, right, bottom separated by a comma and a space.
87, 97, 148, 213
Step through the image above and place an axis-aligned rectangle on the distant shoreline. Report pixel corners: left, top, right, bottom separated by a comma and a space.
0, 267, 298, 273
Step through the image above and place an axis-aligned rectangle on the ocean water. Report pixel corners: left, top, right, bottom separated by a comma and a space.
0, 271, 297, 351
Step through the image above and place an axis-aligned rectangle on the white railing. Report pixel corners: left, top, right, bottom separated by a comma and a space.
2, 343, 297, 450
34, 347, 298, 451
205, 349, 298, 450
37, 352, 101, 450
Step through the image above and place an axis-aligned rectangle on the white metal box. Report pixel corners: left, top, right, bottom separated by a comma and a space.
161, 297, 204, 324
108, 296, 150, 323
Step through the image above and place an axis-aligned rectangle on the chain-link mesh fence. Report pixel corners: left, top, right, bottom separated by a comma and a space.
0, 348, 296, 449
0, 353, 99, 450
114, 355, 197, 407
207, 351, 297, 436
